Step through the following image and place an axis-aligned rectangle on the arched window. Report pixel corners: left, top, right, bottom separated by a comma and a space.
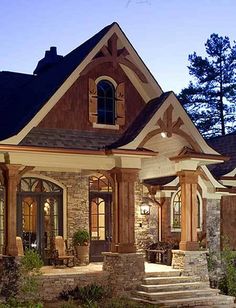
171, 189, 202, 231
0, 184, 5, 254
97, 80, 116, 125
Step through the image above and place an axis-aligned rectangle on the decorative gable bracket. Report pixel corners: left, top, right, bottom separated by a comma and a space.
82, 34, 148, 83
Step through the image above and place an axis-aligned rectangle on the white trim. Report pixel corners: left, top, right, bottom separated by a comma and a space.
170, 189, 203, 233
22, 172, 68, 239
95, 76, 117, 87
92, 123, 119, 130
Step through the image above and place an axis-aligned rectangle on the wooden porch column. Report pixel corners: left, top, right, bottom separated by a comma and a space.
178, 170, 199, 251
110, 167, 138, 253
1, 164, 21, 256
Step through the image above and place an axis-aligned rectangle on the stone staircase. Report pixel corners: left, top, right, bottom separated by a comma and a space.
132, 269, 235, 307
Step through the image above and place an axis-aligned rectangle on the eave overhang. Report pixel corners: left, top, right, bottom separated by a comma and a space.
169, 152, 229, 165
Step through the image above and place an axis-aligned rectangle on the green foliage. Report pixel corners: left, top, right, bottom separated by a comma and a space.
59, 286, 159, 307
0, 299, 43, 307
20, 249, 44, 273
19, 249, 43, 306
220, 241, 236, 297
72, 229, 90, 246
0, 250, 44, 307
178, 33, 236, 137
59, 284, 107, 306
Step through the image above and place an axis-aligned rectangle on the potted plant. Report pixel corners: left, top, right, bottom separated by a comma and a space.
72, 229, 90, 264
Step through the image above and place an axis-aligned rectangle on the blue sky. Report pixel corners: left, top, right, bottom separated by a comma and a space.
0, 0, 236, 93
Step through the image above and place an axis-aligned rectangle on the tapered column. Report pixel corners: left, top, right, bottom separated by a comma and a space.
178, 170, 199, 251
110, 167, 138, 253
1, 164, 21, 256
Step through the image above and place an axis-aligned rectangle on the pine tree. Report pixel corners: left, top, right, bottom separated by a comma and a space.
178, 34, 236, 137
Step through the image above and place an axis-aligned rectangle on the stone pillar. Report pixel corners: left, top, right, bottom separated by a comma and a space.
206, 199, 222, 284
178, 170, 199, 251
172, 250, 209, 282
110, 167, 138, 253
103, 252, 145, 295
1, 164, 21, 256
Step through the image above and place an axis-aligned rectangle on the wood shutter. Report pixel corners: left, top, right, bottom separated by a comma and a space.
116, 82, 125, 126
89, 78, 97, 124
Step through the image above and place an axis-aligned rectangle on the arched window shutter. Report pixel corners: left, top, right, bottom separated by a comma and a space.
89, 78, 98, 124
116, 82, 125, 126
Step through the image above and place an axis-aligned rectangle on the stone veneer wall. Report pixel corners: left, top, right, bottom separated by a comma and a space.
135, 182, 158, 251
31, 171, 89, 246
206, 199, 222, 284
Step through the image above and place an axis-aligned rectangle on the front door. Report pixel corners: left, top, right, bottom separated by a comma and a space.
17, 177, 63, 261
89, 192, 112, 261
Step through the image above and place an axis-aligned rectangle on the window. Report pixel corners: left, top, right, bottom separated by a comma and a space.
89, 78, 125, 127
0, 185, 4, 254
97, 80, 115, 125
171, 189, 202, 231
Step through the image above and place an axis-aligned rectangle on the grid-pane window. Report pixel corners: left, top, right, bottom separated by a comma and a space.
172, 190, 201, 230
97, 80, 115, 125
172, 190, 181, 228
19, 177, 62, 193
44, 197, 59, 249
91, 197, 105, 240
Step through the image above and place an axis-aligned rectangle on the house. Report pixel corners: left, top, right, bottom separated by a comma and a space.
0, 22, 236, 286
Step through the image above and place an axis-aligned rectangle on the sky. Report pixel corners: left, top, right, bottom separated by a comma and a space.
0, 0, 236, 93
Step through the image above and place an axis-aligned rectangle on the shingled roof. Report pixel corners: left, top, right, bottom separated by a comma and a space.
0, 22, 115, 141
106, 91, 172, 149
207, 132, 236, 178
20, 127, 120, 150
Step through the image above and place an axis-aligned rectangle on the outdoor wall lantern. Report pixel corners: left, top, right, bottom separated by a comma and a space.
140, 197, 152, 215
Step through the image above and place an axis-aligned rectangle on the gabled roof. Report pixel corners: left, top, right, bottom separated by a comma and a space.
106, 91, 172, 149
0, 23, 115, 141
207, 132, 236, 178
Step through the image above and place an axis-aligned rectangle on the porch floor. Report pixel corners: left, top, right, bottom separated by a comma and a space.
41, 262, 180, 276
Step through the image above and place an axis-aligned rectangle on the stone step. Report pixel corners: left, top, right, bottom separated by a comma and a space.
139, 281, 209, 293
131, 294, 236, 307
134, 288, 219, 301
143, 275, 201, 285
145, 270, 182, 278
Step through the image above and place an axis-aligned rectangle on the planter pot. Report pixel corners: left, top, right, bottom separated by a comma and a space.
75, 245, 89, 265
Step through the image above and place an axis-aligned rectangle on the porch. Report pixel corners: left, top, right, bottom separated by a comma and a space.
40, 262, 180, 301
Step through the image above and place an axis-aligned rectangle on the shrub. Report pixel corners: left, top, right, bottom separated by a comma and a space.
0, 256, 20, 301
72, 229, 89, 246
59, 284, 107, 305
219, 239, 236, 297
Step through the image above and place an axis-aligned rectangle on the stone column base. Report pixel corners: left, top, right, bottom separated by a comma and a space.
102, 252, 145, 295
172, 250, 209, 282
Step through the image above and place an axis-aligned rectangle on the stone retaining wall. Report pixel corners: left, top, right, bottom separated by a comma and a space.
40, 271, 109, 301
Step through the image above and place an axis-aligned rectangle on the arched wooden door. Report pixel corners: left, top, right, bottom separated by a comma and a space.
17, 177, 63, 261
89, 175, 112, 262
